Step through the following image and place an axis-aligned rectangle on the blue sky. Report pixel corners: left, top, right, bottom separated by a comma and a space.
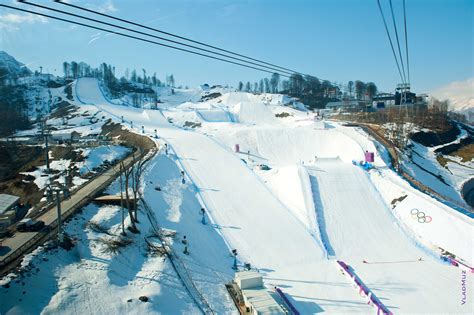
0, 0, 472, 93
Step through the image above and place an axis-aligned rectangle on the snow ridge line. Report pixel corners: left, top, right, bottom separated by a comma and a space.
307, 173, 333, 259
195, 129, 327, 257
141, 197, 214, 315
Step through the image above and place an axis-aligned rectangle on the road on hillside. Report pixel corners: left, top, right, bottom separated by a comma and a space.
0, 153, 136, 271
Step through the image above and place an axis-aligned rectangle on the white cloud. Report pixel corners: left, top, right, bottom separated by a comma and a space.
86, 0, 117, 14
0, 13, 48, 31
430, 78, 474, 112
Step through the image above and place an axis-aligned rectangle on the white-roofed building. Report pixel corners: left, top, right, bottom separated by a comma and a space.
234, 271, 286, 315
0, 194, 20, 230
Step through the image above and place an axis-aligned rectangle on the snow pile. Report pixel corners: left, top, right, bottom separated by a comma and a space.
258, 165, 316, 231
196, 108, 233, 123
253, 127, 364, 164
21, 159, 71, 190
233, 101, 278, 125
77, 145, 130, 175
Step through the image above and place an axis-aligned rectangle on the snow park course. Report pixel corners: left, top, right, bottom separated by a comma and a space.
308, 160, 466, 313
70, 77, 473, 313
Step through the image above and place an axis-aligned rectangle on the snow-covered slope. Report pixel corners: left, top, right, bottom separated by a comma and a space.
73, 77, 473, 313
0, 51, 32, 78
4, 77, 471, 314
308, 160, 464, 313
75, 77, 369, 313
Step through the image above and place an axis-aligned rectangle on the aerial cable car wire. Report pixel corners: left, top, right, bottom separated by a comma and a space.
403, 0, 410, 85
17, 0, 295, 76
54, 0, 303, 76
389, 0, 407, 84
376, 0, 406, 84
0, 4, 292, 78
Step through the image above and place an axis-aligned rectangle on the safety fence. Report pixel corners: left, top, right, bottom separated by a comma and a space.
336, 260, 392, 315
442, 256, 474, 273
275, 286, 300, 315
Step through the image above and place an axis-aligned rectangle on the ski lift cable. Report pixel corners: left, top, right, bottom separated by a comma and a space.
54, 0, 303, 76
403, 0, 410, 85
376, 0, 406, 85
18, 0, 296, 76
0, 4, 292, 78
389, 0, 407, 84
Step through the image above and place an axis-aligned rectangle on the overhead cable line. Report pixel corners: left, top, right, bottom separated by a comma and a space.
403, 0, 410, 84
54, 0, 302, 76
0, 4, 292, 78
389, 0, 407, 83
18, 0, 295, 76
376, 0, 406, 84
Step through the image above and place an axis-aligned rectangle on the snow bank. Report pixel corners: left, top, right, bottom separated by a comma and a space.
258, 165, 316, 231
234, 101, 279, 125
77, 145, 130, 175
255, 127, 364, 164
371, 169, 474, 265
196, 108, 233, 123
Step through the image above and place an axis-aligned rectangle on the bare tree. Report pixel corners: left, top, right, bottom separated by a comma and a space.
348, 81, 354, 98
121, 160, 138, 233
131, 150, 147, 223
119, 163, 126, 235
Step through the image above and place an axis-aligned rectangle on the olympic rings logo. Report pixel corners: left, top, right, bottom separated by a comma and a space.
410, 208, 432, 223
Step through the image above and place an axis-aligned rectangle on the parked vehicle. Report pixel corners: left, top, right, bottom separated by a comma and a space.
16, 219, 45, 232
0, 229, 14, 238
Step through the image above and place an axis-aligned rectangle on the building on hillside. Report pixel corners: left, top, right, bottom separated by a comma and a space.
372, 93, 396, 109
0, 194, 20, 230
372, 89, 423, 109
325, 99, 361, 111
48, 131, 81, 144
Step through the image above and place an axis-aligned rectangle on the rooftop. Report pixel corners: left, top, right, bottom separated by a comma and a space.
235, 270, 262, 281
242, 288, 286, 314
0, 194, 20, 215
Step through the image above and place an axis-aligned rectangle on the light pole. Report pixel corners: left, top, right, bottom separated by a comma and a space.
55, 189, 64, 244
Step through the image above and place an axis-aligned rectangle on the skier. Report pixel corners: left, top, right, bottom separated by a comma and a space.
181, 171, 185, 184
200, 207, 206, 224
182, 235, 187, 245
164, 143, 168, 155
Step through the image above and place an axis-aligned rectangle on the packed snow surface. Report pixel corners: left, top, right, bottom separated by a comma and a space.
75, 77, 473, 313
3, 77, 471, 314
